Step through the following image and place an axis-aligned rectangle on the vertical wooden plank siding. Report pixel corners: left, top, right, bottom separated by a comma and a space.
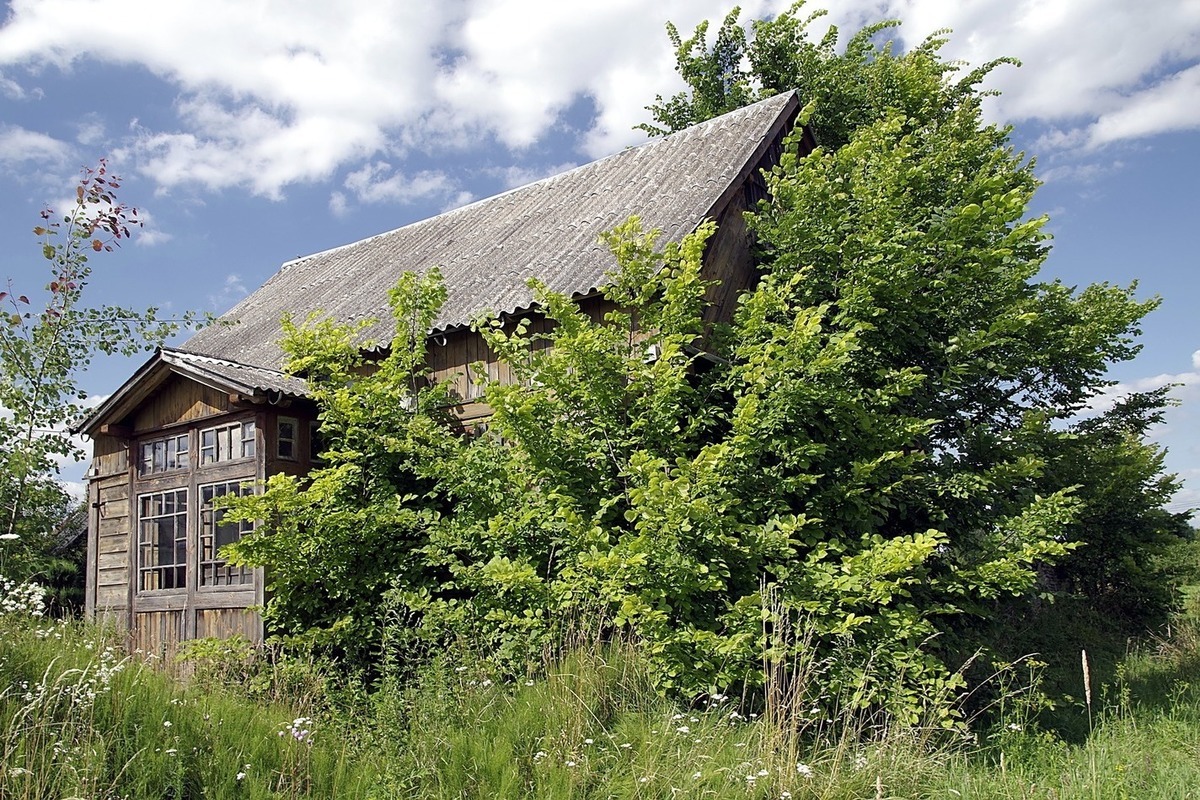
701, 191, 758, 326
131, 376, 232, 433
132, 610, 186, 659
196, 608, 262, 644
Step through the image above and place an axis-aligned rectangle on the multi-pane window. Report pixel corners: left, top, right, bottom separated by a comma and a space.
200, 420, 256, 464
139, 433, 189, 476
277, 417, 297, 460
199, 482, 255, 587
138, 489, 187, 591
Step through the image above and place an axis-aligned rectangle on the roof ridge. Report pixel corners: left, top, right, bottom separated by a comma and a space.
276, 91, 798, 274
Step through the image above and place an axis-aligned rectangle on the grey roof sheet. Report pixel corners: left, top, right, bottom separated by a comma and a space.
180, 91, 797, 370
161, 349, 310, 397
74, 348, 311, 434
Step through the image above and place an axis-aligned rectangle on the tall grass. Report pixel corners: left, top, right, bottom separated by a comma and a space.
3, 578, 1200, 798
0, 612, 374, 798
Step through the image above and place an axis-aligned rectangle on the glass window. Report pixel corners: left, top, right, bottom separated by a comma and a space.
138, 433, 189, 476
200, 420, 256, 465
277, 417, 297, 460
199, 482, 255, 587
138, 489, 187, 591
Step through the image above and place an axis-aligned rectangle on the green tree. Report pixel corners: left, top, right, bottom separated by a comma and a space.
0, 161, 198, 582
226, 5, 1182, 724
643, 1, 1190, 631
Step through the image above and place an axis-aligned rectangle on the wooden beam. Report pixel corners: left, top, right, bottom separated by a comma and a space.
98, 423, 132, 438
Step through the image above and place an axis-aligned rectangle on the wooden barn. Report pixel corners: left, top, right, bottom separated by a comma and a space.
75, 91, 810, 654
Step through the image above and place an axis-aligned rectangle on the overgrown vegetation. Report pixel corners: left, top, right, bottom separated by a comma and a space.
223, 2, 1190, 724
2, 3, 1196, 796
4, 581, 1200, 798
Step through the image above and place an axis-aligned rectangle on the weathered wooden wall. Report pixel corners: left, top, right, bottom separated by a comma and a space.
131, 609, 185, 659
132, 376, 232, 433
87, 432, 132, 627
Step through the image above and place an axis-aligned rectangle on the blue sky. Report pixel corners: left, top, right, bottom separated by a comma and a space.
0, 0, 1198, 512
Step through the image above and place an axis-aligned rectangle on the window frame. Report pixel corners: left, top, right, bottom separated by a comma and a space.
276, 416, 298, 461
197, 480, 256, 589
137, 432, 190, 477
199, 419, 257, 466
133, 412, 262, 598
136, 488, 188, 593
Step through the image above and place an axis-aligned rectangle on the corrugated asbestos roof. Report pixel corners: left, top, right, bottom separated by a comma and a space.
160, 350, 309, 397
73, 348, 310, 434
179, 91, 798, 371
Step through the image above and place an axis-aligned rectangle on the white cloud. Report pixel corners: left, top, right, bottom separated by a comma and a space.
343, 162, 456, 205
0, 69, 26, 99
440, 190, 476, 213
0, 124, 71, 165
74, 115, 106, 147
1086, 64, 1200, 147
132, 207, 172, 247
329, 190, 349, 218
1083, 368, 1200, 428
1037, 159, 1125, 186
0, 0, 1195, 198
491, 162, 580, 190
0, 0, 801, 196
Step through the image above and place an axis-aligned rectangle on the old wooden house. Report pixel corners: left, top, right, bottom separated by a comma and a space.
76, 91, 810, 653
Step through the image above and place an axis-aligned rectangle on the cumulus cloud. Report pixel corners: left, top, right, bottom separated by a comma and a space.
0, 69, 26, 99
491, 162, 581, 190
0, 124, 71, 165
74, 115, 106, 147
1086, 370, 1200, 417
133, 208, 172, 247
0, 0, 800, 196
0, 0, 1195, 198
343, 162, 456, 205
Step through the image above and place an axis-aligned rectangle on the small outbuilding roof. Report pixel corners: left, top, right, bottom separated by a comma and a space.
75, 348, 308, 435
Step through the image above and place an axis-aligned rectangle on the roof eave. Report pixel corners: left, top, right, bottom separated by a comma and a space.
73, 349, 277, 437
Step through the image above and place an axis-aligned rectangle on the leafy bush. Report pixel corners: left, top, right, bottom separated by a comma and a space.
224, 8, 1184, 725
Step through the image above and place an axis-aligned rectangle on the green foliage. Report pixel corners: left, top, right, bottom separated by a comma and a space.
227, 6, 1181, 725
641, 2, 1015, 152
224, 270, 459, 667
6, 588, 1200, 798
0, 161, 201, 581
644, 0, 1187, 634
1047, 390, 1195, 627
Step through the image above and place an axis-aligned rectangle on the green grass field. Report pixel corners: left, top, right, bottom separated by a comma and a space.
2, 600, 1198, 799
